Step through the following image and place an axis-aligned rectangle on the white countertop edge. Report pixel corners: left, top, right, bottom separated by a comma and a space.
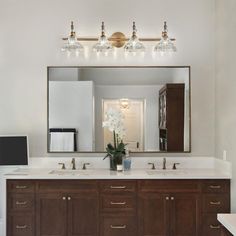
3, 168, 231, 180
218, 214, 236, 235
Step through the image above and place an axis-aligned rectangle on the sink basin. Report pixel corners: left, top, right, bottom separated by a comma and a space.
146, 170, 189, 176
49, 170, 92, 176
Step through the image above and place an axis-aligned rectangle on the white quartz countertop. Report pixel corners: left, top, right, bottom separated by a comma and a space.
3, 168, 231, 179
218, 214, 236, 235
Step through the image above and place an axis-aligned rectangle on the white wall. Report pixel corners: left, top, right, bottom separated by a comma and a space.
215, 0, 236, 211
49, 81, 94, 151
0, 0, 216, 157
95, 85, 162, 151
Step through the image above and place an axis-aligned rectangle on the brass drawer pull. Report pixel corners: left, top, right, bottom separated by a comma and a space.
210, 201, 221, 205
110, 225, 127, 229
15, 185, 28, 189
110, 186, 127, 189
16, 225, 27, 229
110, 201, 126, 205
16, 201, 27, 205
210, 185, 221, 189
210, 224, 220, 229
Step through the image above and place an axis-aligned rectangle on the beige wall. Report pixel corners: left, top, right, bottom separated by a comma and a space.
215, 0, 236, 211
0, 0, 216, 157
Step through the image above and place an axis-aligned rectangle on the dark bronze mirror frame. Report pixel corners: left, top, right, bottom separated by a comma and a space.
47, 66, 191, 154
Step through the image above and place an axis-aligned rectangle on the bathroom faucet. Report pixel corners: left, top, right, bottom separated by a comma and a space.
71, 158, 76, 170
163, 158, 166, 170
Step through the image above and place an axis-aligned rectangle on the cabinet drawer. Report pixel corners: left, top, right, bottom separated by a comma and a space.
8, 181, 35, 193
202, 180, 230, 193
37, 180, 97, 193
139, 180, 200, 192
101, 194, 136, 212
201, 213, 221, 236
101, 216, 137, 236
8, 194, 34, 212
8, 214, 34, 236
100, 181, 136, 193
202, 194, 230, 213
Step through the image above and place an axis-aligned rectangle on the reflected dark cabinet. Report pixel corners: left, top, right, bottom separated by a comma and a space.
159, 84, 185, 151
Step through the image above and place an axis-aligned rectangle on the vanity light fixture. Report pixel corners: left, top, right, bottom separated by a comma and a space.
61, 21, 84, 53
154, 21, 177, 54
61, 21, 176, 55
92, 22, 114, 54
124, 22, 145, 53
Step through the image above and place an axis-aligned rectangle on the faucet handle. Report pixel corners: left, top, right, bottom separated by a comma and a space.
148, 163, 156, 170
82, 163, 90, 170
172, 163, 180, 170
58, 163, 66, 170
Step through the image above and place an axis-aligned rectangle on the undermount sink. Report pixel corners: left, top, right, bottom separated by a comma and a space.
49, 170, 92, 175
146, 169, 189, 176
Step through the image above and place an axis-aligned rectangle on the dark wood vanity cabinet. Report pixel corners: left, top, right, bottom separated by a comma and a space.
159, 84, 185, 152
7, 179, 230, 236
138, 180, 201, 236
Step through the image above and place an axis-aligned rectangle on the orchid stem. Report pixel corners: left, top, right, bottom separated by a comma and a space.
113, 131, 117, 149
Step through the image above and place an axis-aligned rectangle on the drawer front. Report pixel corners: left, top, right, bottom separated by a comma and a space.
8, 194, 34, 212
100, 181, 136, 193
201, 213, 221, 236
202, 194, 230, 213
101, 216, 137, 236
101, 195, 136, 212
8, 214, 34, 236
202, 180, 230, 193
8, 181, 35, 193
37, 180, 98, 193
139, 180, 200, 193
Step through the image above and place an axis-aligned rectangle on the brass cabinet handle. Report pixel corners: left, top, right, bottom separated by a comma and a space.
16, 225, 27, 229
166, 197, 169, 200
68, 197, 71, 201
62, 197, 66, 200
210, 225, 221, 229
16, 201, 27, 205
210, 201, 221, 205
171, 197, 174, 201
15, 185, 27, 189
210, 185, 221, 189
110, 186, 126, 189
110, 201, 126, 205
110, 225, 127, 229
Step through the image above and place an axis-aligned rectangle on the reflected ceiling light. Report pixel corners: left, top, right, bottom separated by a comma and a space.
124, 22, 145, 54
154, 21, 177, 54
120, 99, 130, 109
61, 21, 84, 53
92, 22, 114, 54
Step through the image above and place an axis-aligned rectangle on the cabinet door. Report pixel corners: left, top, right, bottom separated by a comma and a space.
138, 193, 169, 236
36, 193, 67, 236
170, 194, 200, 236
67, 193, 99, 236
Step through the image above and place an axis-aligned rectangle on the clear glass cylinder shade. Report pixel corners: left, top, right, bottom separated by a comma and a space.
154, 37, 176, 53
124, 36, 145, 53
61, 35, 84, 52
92, 35, 114, 54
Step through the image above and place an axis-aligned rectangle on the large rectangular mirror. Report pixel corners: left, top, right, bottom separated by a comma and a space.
47, 66, 191, 153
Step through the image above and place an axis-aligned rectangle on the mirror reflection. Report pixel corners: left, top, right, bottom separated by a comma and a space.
48, 67, 190, 153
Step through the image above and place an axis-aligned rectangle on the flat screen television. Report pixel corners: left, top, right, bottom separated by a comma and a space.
0, 136, 28, 165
